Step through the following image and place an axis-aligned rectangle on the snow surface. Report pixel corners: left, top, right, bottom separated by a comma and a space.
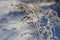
0, 1, 60, 40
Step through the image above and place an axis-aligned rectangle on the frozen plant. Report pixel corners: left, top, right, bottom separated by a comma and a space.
9, 2, 60, 40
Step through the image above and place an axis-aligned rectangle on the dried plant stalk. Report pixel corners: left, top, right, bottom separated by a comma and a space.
11, 2, 59, 40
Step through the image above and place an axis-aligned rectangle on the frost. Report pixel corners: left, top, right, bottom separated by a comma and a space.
0, 1, 60, 40
11, 2, 59, 40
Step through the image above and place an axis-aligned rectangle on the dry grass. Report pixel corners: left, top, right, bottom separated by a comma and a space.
10, 2, 59, 40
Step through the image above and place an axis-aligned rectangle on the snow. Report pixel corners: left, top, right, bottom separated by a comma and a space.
0, 1, 60, 40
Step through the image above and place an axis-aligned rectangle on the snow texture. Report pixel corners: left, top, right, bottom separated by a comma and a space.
0, 1, 60, 40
